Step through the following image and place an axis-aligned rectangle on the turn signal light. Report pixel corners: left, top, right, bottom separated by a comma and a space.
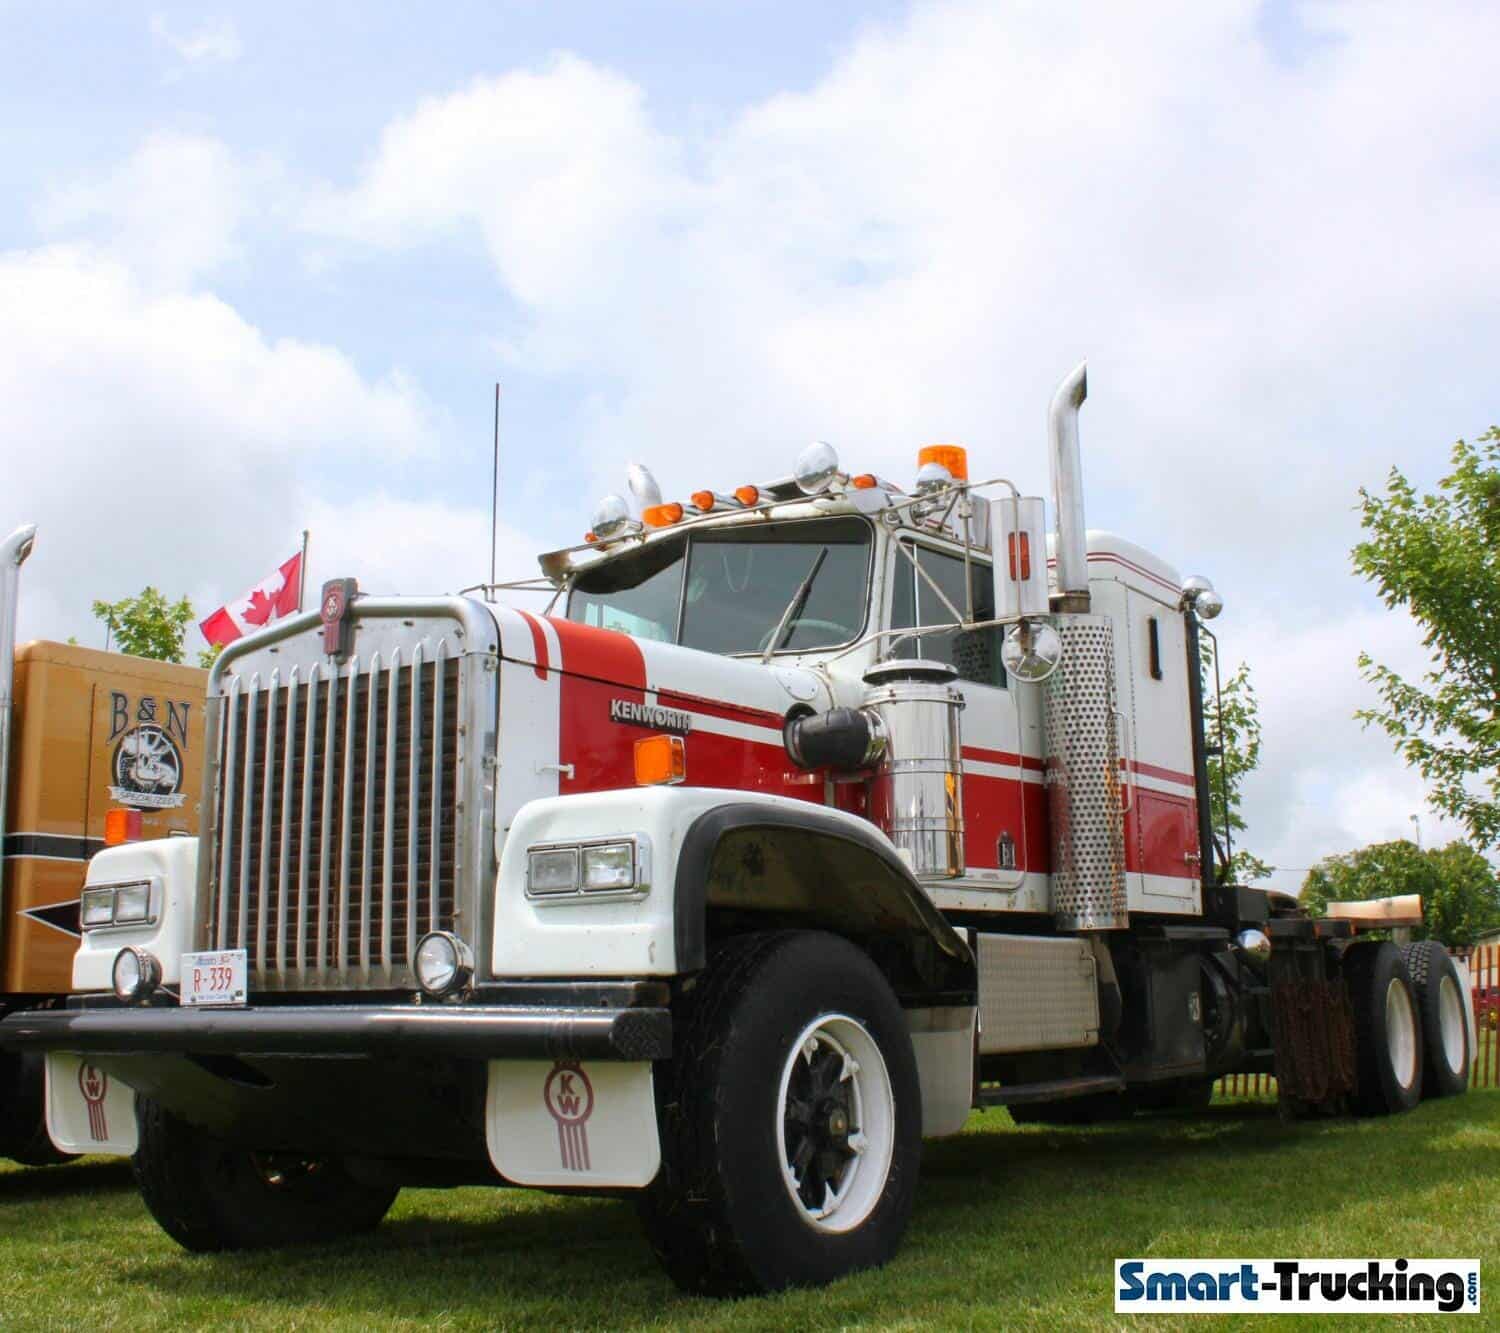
852, 473, 877, 489
104, 808, 143, 847
690, 490, 715, 511
641, 502, 684, 528
634, 734, 686, 786
918, 444, 968, 481
734, 485, 760, 507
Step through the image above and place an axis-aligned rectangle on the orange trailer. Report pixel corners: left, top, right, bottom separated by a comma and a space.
0, 525, 205, 1163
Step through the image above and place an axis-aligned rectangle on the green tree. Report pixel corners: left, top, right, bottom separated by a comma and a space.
198, 642, 224, 670
91, 587, 195, 663
1300, 839, 1500, 947
1354, 428, 1500, 849
1201, 637, 1271, 882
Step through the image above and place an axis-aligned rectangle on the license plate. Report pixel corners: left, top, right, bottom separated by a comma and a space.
181, 949, 248, 1007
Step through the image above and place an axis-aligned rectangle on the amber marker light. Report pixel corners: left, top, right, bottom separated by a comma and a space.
104, 808, 143, 847
641, 502, 685, 528
733, 485, 760, 507
634, 734, 686, 786
851, 473, 878, 489
690, 490, 715, 511
917, 444, 968, 481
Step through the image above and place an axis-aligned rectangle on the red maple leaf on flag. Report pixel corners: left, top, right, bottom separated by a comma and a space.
242, 583, 280, 626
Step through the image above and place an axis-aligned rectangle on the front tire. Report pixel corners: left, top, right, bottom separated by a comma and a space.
1344, 942, 1424, 1115
133, 1097, 398, 1252
1401, 941, 1470, 1098
639, 931, 922, 1295
0, 1051, 79, 1167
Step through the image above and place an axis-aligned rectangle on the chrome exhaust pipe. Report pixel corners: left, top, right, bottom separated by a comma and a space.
0, 523, 37, 887
1047, 361, 1090, 612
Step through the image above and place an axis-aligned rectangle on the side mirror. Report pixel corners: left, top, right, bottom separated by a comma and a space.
1002, 620, 1063, 683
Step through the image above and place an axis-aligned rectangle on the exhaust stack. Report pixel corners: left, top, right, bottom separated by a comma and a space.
0, 523, 37, 890
1047, 361, 1090, 612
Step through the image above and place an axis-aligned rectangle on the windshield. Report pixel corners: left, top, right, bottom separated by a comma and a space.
566, 516, 872, 655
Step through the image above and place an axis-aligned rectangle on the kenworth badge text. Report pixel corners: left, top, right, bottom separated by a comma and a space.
0, 365, 1473, 1294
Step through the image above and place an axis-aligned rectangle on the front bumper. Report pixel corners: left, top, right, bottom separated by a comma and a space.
0, 1002, 672, 1062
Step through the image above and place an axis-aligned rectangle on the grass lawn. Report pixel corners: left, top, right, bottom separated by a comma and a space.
3, 1090, 1497, 1331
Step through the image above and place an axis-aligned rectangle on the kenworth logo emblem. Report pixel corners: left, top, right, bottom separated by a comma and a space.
544, 1060, 595, 1171
608, 699, 692, 733
77, 1063, 109, 1141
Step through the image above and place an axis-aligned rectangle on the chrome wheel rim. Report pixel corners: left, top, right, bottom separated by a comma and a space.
776, 1013, 894, 1233
1439, 974, 1467, 1075
1385, 978, 1418, 1090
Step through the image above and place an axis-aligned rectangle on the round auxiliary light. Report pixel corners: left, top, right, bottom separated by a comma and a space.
914, 461, 953, 493
112, 946, 161, 1004
591, 494, 632, 541
414, 931, 474, 998
1180, 574, 1224, 620
793, 440, 841, 495
1001, 621, 1063, 684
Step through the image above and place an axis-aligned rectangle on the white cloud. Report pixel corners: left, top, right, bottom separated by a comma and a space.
36, 132, 279, 290
150, 14, 241, 67
310, 0, 1500, 866
299, 491, 549, 610
0, 246, 440, 651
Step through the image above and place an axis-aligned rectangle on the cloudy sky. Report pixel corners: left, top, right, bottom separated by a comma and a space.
3, 1, 1495, 890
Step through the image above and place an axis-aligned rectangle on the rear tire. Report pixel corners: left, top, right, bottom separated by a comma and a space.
638, 931, 922, 1295
133, 1096, 398, 1252
0, 1051, 79, 1167
1401, 941, 1470, 1097
1343, 942, 1423, 1115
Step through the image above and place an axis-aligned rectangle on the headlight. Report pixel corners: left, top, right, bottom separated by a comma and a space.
113, 883, 152, 924
525, 835, 652, 901
414, 931, 474, 998
112, 946, 161, 1003
80, 880, 158, 930
81, 887, 117, 928
527, 847, 579, 896
582, 842, 635, 892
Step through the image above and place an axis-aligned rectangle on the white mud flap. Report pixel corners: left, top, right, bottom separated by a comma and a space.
486, 1059, 659, 1188
45, 1054, 139, 1156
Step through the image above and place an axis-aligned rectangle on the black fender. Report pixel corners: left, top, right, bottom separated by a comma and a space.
674, 802, 976, 1006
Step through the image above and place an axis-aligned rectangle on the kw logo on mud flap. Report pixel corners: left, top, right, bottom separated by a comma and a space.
544, 1061, 595, 1171
77, 1063, 109, 1141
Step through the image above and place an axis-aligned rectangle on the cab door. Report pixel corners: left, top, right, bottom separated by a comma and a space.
1119, 589, 1201, 913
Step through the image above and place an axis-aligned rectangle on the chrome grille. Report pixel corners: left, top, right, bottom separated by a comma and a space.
198, 600, 499, 991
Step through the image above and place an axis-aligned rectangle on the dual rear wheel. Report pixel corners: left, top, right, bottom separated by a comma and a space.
1345, 940, 1470, 1114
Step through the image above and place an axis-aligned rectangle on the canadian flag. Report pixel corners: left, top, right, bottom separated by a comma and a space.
199, 551, 304, 648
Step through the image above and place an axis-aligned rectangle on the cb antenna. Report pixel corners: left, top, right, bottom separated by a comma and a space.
489, 382, 500, 601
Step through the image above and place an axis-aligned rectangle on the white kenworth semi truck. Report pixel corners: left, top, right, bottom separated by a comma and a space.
0, 365, 1472, 1294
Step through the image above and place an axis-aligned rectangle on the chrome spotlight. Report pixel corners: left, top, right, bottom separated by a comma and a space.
112, 946, 161, 1004
1181, 575, 1224, 620
414, 931, 474, 999
793, 441, 841, 494
591, 494, 633, 541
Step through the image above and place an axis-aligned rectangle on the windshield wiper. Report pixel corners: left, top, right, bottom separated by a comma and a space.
761, 546, 829, 662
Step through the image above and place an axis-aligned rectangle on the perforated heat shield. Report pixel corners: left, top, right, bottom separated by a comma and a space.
1043, 615, 1128, 931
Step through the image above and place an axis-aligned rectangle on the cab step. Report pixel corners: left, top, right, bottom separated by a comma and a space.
976, 1074, 1126, 1107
